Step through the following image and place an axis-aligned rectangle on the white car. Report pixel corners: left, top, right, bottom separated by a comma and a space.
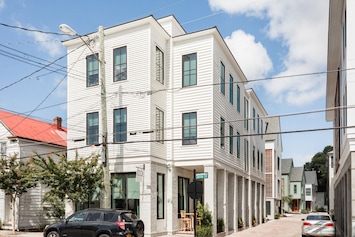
302, 212, 335, 237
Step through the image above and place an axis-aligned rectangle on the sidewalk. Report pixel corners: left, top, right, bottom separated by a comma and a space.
0, 230, 42, 237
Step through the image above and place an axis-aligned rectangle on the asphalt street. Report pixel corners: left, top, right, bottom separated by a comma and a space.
0, 213, 307, 237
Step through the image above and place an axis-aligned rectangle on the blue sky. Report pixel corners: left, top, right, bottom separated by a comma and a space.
0, 0, 331, 166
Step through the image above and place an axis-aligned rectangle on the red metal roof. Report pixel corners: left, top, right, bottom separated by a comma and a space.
0, 110, 67, 147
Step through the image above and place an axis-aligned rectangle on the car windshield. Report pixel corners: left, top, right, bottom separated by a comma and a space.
307, 215, 331, 221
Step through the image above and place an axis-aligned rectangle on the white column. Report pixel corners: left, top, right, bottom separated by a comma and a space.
223, 169, 228, 233
204, 165, 217, 236
234, 174, 238, 232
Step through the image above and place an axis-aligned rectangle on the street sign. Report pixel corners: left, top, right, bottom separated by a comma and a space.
195, 172, 208, 179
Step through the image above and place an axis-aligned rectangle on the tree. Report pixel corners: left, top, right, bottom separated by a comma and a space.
31, 152, 103, 217
304, 145, 333, 192
282, 194, 293, 214
0, 154, 38, 234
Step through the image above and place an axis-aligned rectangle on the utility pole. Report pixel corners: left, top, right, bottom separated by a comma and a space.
99, 25, 111, 208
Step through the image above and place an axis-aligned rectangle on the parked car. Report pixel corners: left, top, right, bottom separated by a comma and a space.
301, 212, 335, 237
43, 208, 144, 237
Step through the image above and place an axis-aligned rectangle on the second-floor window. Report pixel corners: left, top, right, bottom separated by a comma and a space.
156, 108, 164, 143
236, 131, 240, 158
229, 125, 233, 154
182, 53, 197, 87
87, 54, 99, 87
156, 47, 164, 84
87, 112, 99, 145
114, 108, 127, 142
182, 112, 197, 145
294, 184, 297, 194
220, 117, 225, 149
114, 46, 127, 81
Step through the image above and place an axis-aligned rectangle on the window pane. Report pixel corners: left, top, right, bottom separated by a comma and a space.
182, 53, 197, 87
114, 47, 127, 81
229, 75, 233, 104
114, 108, 127, 142
157, 173, 164, 219
182, 112, 197, 145
221, 62, 225, 95
156, 108, 164, 143
87, 112, 99, 145
156, 47, 164, 84
220, 117, 225, 148
87, 54, 99, 87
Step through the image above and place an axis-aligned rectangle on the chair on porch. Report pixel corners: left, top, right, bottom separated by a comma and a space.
180, 210, 192, 231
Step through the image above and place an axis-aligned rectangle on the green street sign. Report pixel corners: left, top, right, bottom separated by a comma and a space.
195, 172, 208, 179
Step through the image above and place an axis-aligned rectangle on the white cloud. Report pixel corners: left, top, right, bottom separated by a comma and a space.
224, 30, 272, 81
16, 22, 63, 58
209, 0, 329, 106
0, 0, 4, 10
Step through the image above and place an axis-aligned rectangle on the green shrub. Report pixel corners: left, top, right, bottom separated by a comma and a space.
217, 218, 224, 233
238, 217, 243, 228
196, 201, 212, 237
275, 213, 281, 219
0, 219, 2, 230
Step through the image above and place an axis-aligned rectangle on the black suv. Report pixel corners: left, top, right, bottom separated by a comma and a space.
43, 208, 144, 237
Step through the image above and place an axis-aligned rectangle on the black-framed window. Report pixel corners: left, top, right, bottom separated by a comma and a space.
294, 184, 297, 194
182, 112, 197, 145
220, 117, 225, 149
244, 97, 249, 130
244, 139, 249, 170
252, 146, 256, 167
112, 173, 140, 217
252, 108, 256, 130
87, 112, 99, 145
156, 47, 164, 84
229, 125, 233, 154
182, 53, 197, 87
157, 173, 165, 219
156, 108, 164, 143
229, 74, 233, 104
114, 108, 127, 142
220, 62, 225, 95
178, 177, 190, 215
236, 85, 241, 112
113, 46, 127, 81
236, 131, 240, 158
87, 54, 99, 87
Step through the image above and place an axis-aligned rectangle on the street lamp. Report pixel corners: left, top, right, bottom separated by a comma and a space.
60, 24, 110, 209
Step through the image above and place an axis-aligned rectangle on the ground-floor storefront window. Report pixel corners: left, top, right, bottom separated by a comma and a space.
112, 173, 140, 216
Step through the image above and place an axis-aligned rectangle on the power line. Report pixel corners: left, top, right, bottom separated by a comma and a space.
0, 22, 65, 35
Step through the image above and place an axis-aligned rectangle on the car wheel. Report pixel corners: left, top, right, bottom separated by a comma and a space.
131, 220, 144, 237
98, 234, 110, 237
46, 230, 59, 237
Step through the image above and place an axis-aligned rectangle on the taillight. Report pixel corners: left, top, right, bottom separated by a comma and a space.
326, 222, 334, 227
303, 222, 311, 226
116, 221, 125, 229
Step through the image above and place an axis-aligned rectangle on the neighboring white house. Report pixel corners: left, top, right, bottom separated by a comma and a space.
327, 0, 355, 236
264, 116, 282, 219
61, 15, 272, 236
304, 171, 317, 212
0, 110, 66, 230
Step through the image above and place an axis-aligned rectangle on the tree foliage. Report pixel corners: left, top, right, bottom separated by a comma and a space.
31, 152, 103, 216
0, 154, 38, 233
304, 145, 333, 192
